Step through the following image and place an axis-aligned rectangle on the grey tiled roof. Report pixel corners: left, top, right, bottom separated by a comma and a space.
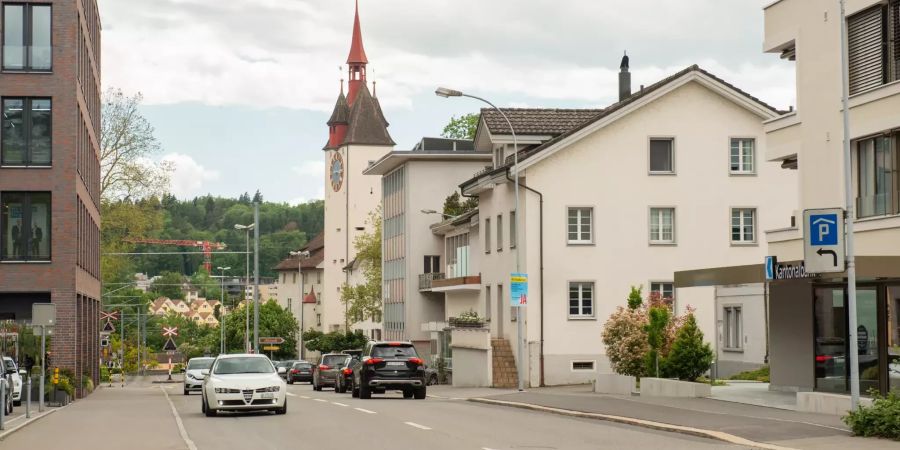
481, 108, 604, 136
343, 85, 396, 146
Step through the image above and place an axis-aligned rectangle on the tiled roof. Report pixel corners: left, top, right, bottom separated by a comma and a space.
341, 85, 395, 147
481, 108, 603, 136
303, 287, 317, 304
274, 232, 326, 271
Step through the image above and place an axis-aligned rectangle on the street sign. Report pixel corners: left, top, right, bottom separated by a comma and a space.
262, 345, 280, 351
259, 337, 285, 345
102, 320, 115, 333
510, 273, 528, 307
32, 303, 56, 327
163, 338, 178, 352
100, 337, 110, 348
803, 208, 845, 274
162, 326, 179, 337
100, 311, 119, 321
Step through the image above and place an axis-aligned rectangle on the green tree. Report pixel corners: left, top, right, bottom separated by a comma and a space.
644, 306, 671, 378
150, 271, 186, 299
189, 271, 222, 300
665, 314, 714, 381
302, 329, 367, 355
442, 113, 479, 140
101, 198, 165, 285
223, 300, 299, 359
627, 286, 643, 310
340, 209, 382, 330
442, 191, 478, 217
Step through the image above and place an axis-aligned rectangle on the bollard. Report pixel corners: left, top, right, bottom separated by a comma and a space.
25, 374, 31, 419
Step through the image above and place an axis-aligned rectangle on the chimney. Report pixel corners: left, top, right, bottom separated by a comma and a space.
618, 51, 631, 101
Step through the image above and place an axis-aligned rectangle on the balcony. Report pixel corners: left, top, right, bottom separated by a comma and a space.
431, 275, 481, 292
419, 272, 446, 291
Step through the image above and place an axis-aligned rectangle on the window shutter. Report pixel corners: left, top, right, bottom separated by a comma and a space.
848, 6, 885, 95
892, 1, 900, 80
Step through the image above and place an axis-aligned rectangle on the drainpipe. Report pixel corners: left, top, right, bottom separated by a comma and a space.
504, 169, 545, 387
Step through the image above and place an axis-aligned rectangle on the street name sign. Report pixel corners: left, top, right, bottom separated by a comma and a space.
260, 337, 285, 345
510, 273, 528, 307
803, 208, 845, 274
263, 345, 280, 351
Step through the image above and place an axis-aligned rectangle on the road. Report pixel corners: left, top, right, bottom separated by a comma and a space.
2, 377, 746, 450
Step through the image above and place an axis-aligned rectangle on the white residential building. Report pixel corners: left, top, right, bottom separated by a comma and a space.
274, 232, 325, 358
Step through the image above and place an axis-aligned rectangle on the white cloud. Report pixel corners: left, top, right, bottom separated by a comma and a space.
292, 160, 325, 177
161, 153, 221, 198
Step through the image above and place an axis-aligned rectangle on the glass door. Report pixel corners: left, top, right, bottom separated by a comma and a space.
856, 287, 880, 393
888, 285, 900, 393
815, 287, 847, 392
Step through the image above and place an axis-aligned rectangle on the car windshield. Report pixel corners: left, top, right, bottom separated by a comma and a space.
187, 359, 213, 370
372, 345, 418, 358
2, 358, 15, 371
322, 355, 350, 367
293, 363, 311, 369
276, 361, 295, 368
213, 357, 274, 375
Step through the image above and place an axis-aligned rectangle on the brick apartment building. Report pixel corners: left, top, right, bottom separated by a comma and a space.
0, 0, 101, 395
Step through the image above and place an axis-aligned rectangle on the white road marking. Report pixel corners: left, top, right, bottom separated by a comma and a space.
286, 392, 297, 397
160, 386, 198, 450
300, 395, 310, 399
313, 398, 328, 403
482, 448, 500, 450
331, 402, 348, 407
404, 422, 432, 430
354, 407, 376, 414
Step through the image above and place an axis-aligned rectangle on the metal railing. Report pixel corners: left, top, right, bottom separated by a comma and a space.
418, 272, 446, 291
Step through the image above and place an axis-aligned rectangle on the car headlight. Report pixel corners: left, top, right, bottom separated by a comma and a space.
214, 388, 240, 394
186, 373, 195, 380
263, 386, 280, 393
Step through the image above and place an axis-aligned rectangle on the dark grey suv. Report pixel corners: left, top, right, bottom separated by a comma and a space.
313, 354, 351, 391
350, 341, 426, 400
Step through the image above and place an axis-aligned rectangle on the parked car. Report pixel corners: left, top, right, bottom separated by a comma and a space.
2, 357, 23, 406
350, 341, 426, 400
275, 360, 298, 379
424, 366, 439, 386
334, 356, 359, 393
201, 354, 287, 417
287, 361, 313, 384
312, 354, 351, 391
183, 357, 215, 395
341, 349, 363, 359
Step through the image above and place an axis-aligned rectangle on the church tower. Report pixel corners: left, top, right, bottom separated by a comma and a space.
322, 0, 394, 334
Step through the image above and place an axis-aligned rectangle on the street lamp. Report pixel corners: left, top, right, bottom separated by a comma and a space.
234, 223, 255, 352
436, 86, 524, 391
421, 209, 453, 219
217, 266, 231, 355
290, 250, 311, 359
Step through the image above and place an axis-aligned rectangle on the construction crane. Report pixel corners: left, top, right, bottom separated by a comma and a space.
124, 238, 227, 274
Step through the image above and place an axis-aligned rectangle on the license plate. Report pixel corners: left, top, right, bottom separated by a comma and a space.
261, 393, 274, 399
387, 361, 405, 366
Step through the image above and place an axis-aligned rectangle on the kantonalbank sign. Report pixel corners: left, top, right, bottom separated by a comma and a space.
765, 256, 817, 281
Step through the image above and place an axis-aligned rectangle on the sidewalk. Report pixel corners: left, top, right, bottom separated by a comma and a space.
456, 385, 897, 450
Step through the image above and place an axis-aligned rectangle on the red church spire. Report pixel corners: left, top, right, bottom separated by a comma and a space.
346, 0, 368, 105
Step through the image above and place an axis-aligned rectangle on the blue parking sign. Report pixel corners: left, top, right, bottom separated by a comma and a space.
809, 214, 839, 246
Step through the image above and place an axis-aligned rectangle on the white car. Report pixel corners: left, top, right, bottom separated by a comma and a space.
183, 357, 214, 395
2, 357, 22, 406
201, 354, 287, 417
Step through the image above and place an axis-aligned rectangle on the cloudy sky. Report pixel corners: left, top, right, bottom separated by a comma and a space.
99, 0, 793, 203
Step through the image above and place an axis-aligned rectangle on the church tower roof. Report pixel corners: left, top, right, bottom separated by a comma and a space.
341, 84, 395, 146
347, 0, 369, 65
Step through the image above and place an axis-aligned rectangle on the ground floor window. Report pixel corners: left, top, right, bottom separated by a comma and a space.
723, 306, 743, 351
1, 192, 50, 261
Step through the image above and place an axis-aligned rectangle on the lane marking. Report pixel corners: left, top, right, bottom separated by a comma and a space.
331, 402, 348, 407
404, 421, 432, 430
354, 407, 376, 414
300, 395, 310, 399
313, 398, 328, 403
160, 386, 199, 450
286, 392, 297, 397
483, 448, 500, 450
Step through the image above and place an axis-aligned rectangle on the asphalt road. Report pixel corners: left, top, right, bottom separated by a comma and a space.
2, 377, 747, 450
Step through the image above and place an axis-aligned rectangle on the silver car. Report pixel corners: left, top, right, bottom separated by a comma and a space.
184, 357, 214, 395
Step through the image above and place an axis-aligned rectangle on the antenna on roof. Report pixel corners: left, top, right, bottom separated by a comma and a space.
373, 80, 377, 97
340, 78, 344, 95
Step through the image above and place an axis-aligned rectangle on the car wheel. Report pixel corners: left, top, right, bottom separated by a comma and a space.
276, 399, 287, 415
414, 386, 427, 400
429, 374, 438, 386
201, 395, 207, 413
184, 388, 189, 396
287, 378, 294, 385
351, 381, 359, 398
359, 383, 371, 400
403, 389, 413, 399
204, 399, 217, 417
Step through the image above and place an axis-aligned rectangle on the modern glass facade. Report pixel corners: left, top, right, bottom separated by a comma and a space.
382, 166, 406, 340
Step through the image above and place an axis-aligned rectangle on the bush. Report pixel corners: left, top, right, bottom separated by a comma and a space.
100, 366, 111, 383
602, 306, 649, 377
665, 314, 713, 381
729, 366, 770, 382
843, 391, 900, 440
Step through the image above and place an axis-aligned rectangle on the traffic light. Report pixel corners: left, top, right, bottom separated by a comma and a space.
52, 367, 59, 385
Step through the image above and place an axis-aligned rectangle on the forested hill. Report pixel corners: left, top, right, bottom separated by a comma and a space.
101, 192, 323, 283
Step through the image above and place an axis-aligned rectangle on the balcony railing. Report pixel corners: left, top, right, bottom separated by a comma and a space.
419, 272, 446, 291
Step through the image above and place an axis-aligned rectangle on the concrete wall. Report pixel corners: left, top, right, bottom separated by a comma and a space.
769, 280, 814, 392
715, 284, 768, 378
445, 291, 480, 321
451, 328, 491, 387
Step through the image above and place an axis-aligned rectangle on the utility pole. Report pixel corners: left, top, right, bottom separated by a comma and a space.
218, 267, 231, 354
253, 202, 261, 354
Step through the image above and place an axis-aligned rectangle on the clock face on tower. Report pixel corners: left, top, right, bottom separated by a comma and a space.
330, 152, 344, 192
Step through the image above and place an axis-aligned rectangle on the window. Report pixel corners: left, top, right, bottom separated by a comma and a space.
2, 98, 51, 166
423, 255, 440, 274
302, 272, 308, 284
847, 3, 900, 95
649, 138, 674, 173
497, 214, 503, 251
723, 306, 743, 351
281, 273, 286, 284
567, 207, 593, 244
731, 208, 756, 243
1, 192, 50, 261
568, 282, 594, 318
446, 233, 469, 278
650, 282, 674, 302
730, 138, 755, 174
2, 4, 52, 71
572, 361, 595, 371
857, 135, 896, 218
484, 285, 492, 321
649, 208, 675, 244
292, 272, 297, 283
484, 217, 491, 253
509, 210, 516, 248
316, 314, 322, 326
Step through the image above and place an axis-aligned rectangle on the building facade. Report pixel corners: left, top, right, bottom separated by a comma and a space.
274, 232, 324, 358
0, 0, 101, 396
321, 3, 393, 334
364, 137, 492, 358
459, 63, 797, 387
